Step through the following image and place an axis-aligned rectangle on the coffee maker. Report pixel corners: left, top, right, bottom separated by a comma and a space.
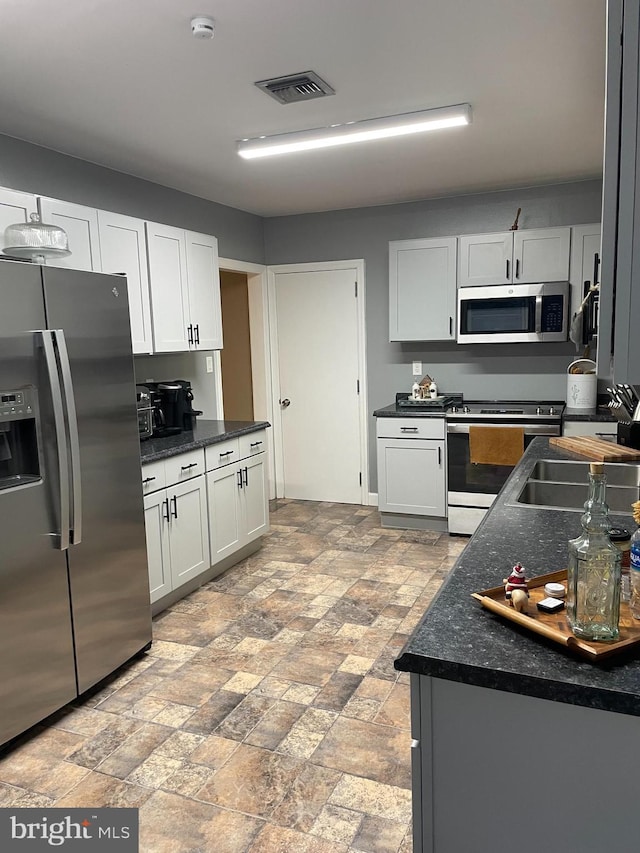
144, 380, 202, 436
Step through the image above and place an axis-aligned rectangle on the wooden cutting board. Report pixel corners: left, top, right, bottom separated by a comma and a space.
550, 435, 640, 461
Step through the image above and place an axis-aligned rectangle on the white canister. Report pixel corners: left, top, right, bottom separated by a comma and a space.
566, 359, 597, 409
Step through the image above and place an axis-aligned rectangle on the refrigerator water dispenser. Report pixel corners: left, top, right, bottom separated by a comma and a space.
0, 388, 40, 490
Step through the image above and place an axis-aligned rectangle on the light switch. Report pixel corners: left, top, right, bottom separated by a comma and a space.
412, 361, 422, 376
206, 356, 214, 373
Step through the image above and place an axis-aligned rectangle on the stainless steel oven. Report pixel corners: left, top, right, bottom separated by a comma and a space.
446, 401, 563, 535
457, 282, 569, 343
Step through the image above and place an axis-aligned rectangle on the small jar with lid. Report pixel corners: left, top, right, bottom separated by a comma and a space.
609, 526, 632, 601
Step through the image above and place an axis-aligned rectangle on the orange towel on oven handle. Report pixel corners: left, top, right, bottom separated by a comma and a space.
468, 425, 525, 466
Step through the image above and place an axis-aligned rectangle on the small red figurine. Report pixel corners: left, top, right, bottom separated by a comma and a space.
504, 563, 529, 613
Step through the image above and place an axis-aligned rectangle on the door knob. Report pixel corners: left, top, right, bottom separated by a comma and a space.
280, 398, 291, 408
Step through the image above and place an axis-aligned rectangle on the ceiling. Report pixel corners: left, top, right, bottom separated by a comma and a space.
0, 0, 606, 217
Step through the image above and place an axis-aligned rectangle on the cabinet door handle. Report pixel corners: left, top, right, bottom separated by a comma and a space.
243, 466, 248, 487
449, 316, 453, 337
237, 469, 243, 489
162, 498, 170, 522
171, 495, 178, 519
438, 446, 442, 466
181, 463, 198, 470
400, 426, 419, 433
187, 324, 194, 345
219, 450, 234, 458
593, 252, 600, 287
142, 476, 156, 484
194, 324, 200, 345
515, 258, 520, 279
506, 258, 510, 279
250, 441, 263, 448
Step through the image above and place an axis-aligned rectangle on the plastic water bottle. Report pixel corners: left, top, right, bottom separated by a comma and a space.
629, 525, 640, 619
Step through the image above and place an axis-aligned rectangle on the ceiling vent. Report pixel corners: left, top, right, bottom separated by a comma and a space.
255, 71, 335, 105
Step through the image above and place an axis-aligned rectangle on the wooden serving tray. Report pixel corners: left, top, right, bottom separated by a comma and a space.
549, 435, 640, 461
472, 569, 640, 660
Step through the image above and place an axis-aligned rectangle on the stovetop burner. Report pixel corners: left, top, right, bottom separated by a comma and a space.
446, 400, 565, 420
395, 393, 565, 420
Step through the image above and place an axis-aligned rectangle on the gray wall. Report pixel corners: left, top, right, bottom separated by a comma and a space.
0, 132, 604, 493
0, 134, 264, 264
264, 180, 603, 490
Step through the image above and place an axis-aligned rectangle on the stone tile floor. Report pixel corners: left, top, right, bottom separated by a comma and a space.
0, 500, 466, 852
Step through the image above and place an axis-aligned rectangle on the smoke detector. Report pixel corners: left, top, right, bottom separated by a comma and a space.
191, 16, 215, 39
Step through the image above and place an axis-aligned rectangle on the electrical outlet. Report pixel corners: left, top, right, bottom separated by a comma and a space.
412, 361, 422, 376
145, 378, 154, 383
206, 356, 214, 373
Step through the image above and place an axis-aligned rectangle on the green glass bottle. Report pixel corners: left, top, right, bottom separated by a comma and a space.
566, 462, 621, 641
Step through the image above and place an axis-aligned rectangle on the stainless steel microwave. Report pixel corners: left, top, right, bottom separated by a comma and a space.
457, 281, 569, 344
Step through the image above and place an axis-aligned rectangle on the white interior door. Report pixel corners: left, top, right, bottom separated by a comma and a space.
271, 264, 366, 504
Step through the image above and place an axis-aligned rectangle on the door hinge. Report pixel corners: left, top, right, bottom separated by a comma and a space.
354, 281, 358, 297
359, 472, 362, 486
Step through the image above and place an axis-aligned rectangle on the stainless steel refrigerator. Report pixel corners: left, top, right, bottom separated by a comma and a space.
0, 259, 152, 747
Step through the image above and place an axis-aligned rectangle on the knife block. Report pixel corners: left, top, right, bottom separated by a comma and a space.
617, 421, 640, 450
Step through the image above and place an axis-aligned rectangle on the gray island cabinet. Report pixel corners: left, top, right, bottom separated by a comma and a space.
396, 437, 640, 853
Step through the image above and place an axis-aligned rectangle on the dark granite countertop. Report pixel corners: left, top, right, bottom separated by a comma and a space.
395, 436, 640, 717
140, 419, 270, 463
375, 402, 617, 422
563, 406, 617, 423
373, 403, 446, 418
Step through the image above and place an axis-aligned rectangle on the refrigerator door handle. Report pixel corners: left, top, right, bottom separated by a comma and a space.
39, 331, 70, 551
54, 329, 82, 545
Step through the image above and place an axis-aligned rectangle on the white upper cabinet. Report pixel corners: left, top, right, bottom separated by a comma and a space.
145, 222, 190, 353
458, 233, 512, 286
146, 222, 223, 353
37, 198, 101, 272
458, 227, 571, 287
513, 227, 571, 283
569, 223, 601, 321
389, 237, 457, 341
0, 188, 37, 252
185, 231, 223, 350
98, 211, 153, 355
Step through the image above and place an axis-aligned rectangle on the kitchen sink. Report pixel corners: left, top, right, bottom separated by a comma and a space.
516, 480, 637, 513
529, 459, 640, 488
512, 458, 640, 513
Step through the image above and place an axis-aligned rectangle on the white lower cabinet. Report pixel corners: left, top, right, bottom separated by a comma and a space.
142, 450, 209, 605
376, 418, 446, 517
206, 441, 269, 564
142, 433, 269, 607
562, 420, 618, 440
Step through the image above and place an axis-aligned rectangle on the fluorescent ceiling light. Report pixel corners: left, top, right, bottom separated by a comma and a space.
237, 103, 471, 160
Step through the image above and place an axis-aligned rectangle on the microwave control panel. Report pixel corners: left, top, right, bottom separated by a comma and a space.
541, 295, 565, 332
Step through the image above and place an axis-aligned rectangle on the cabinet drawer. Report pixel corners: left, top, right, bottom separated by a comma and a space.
239, 430, 267, 460
142, 460, 166, 494
376, 417, 445, 440
563, 421, 618, 439
164, 448, 205, 486
205, 437, 240, 471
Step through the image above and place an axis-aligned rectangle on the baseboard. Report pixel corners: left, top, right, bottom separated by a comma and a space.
368, 492, 378, 507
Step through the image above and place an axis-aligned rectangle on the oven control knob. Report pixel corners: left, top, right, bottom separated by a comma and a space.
536, 406, 543, 415
450, 405, 458, 413
549, 406, 557, 415
463, 405, 471, 414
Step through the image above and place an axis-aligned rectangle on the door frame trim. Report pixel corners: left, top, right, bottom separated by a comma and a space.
218, 257, 276, 499
267, 259, 369, 504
